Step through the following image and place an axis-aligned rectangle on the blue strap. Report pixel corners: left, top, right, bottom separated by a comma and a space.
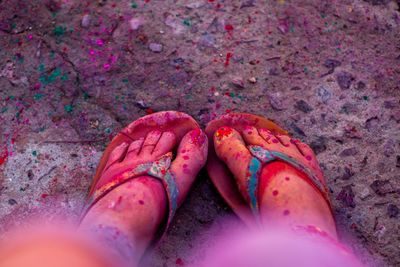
85, 153, 179, 230
246, 145, 328, 217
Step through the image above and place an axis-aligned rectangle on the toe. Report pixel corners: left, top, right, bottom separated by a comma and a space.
171, 129, 208, 204
140, 130, 162, 155
153, 131, 177, 157
275, 134, 291, 147
213, 127, 253, 198
241, 126, 269, 147
125, 138, 144, 160
104, 142, 128, 171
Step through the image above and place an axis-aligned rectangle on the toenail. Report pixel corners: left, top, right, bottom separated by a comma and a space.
190, 129, 206, 145
215, 127, 233, 140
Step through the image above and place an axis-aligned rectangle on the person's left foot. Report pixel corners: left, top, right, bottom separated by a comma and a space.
79, 112, 208, 264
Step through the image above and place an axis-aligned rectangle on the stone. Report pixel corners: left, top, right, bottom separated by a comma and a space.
269, 67, 280, 76
81, 14, 91, 28
340, 147, 358, 157
240, 0, 256, 8
370, 180, 394, 196
294, 100, 313, 113
268, 93, 285, 111
8, 199, 17, 205
310, 136, 327, 154
231, 77, 245, 89
359, 187, 371, 199
290, 122, 306, 137
363, 0, 391, 5
316, 86, 331, 103
336, 185, 355, 208
383, 139, 396, 157
336, 71, 355, 90
365, 116, 379, 131
324, 59, 341, 72
149, 43, 163, 53
356, 81, 366, 90
198, 33, 215, 48
340, 166, 355, 180
129, 18, 142, 30
387, 204, 399, 218
248, 77, 257, 83
383, 100, 397, 109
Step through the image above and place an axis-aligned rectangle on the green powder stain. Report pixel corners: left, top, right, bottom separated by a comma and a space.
1, 107, 8, 113
64, 104, 74, 113
61, 73, 69, 81
83, 92, 90, 100
39, 67, 62, 85
9, 95, 15, 100
303, 67, 308, 73
105, 128, 112, 134
50, 51, 56, 59
122, 78, 129, 83
183, 19, 191, 27
34, 93, 44, 100
39, 64, 45, 72
53, 25, 66, 37
131, 2, 138, 8
32, 150, 38, 156
363, 96, 369, 101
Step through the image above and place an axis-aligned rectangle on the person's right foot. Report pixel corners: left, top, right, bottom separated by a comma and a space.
206, 113, 337, 239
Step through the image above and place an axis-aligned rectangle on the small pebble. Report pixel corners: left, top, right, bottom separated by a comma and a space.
316, 86, 331, 103
149, 43, 163, 53
290, 122, 306, 137
268, 93, 285, 111
370, 180, 394, 196
248, 77, 257, 83
387, 204, 399, 218
8, 199, 17, 205
310, 136, 327, 154
231, 77, 245, 89
340, 147, 358, 157
129, 18, 142, 30
81, 14, 91, 28
336, 185, 355, 208
336, 71, 355, 90
294, 100, 313, 113
340, 167, 355, 180
383, 139, 395, 157
359, 187, 371, 200
324, 59, 341, 70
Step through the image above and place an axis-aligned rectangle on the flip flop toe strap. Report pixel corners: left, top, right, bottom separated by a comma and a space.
84, 152, 179, 232
246, 145, 329, 217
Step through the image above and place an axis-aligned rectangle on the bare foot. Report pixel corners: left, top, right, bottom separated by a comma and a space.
80, 113, 208, 265
206, 113, 336, 239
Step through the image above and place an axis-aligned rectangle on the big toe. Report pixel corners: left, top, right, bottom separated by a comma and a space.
213, 127, 253, 199
171, 129, 208, 204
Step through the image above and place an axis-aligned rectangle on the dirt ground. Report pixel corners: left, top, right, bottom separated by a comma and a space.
0, 0, 399, 266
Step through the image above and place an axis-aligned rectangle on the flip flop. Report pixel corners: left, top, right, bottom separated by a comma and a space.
82, 111, 208, 241
205, 113, 331, 227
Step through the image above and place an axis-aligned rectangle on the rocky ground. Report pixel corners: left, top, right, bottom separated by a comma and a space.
0, 0, 399, 266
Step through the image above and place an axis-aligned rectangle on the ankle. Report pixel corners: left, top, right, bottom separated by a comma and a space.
258, 162, 337, 239
79, 176, 167, 262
